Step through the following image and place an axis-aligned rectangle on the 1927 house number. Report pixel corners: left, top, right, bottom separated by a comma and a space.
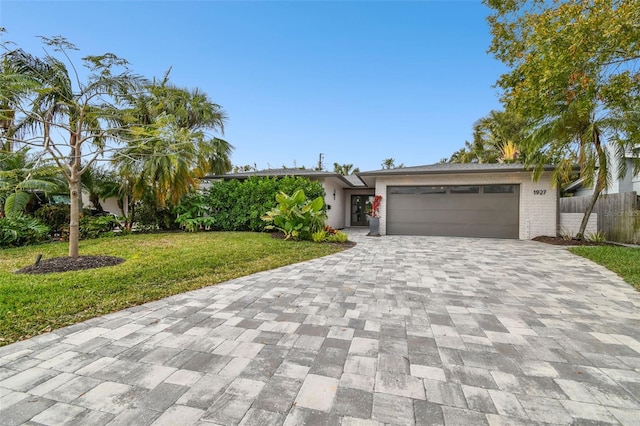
533, 189, 547, 195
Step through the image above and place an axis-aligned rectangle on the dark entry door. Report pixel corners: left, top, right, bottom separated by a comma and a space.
351, 195, 372, 226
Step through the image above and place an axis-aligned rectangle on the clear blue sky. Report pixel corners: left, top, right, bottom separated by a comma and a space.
1, 0, 507, 172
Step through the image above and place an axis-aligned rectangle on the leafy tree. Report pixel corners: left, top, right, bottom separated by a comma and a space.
2, 36, 145, 256
381, 158, 404, 169
485, 0, 640, 239
333, 163, 360, 175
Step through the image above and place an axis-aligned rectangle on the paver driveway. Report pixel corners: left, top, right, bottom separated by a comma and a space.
1, 231, 640, 425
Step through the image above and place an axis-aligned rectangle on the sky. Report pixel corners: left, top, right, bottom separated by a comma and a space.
1, 0, 508, 172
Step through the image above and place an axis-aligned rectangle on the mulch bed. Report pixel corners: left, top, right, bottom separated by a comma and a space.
532, 235, 618, 246
15, 256, 126, 274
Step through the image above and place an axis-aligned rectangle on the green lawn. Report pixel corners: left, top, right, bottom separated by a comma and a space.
0, 232, 348, 346
570, 245, 640, 291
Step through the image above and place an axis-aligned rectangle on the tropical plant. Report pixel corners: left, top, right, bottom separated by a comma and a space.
79, 214, 119, 239
115, 72, 232, 218
326, 231, 349, 243
33, 204, 70, 237
2, 36, 145, 256
485, 0, 640, 239
0, 213, 49, 248
311, 229, 328, 243
381, 158, 404, 169
0, 148, 64, 217
333, 163, 360, 175
366, 195, 383, 218
175, 191, 214, 232
262, 189, 327, 240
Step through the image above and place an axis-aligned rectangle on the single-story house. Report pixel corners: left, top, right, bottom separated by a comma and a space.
207, 163, 560, 240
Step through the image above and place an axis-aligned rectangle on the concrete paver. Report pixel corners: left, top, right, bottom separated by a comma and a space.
1, 230, 640, 424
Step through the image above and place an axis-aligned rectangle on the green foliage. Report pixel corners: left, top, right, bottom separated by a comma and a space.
327, 231, 349, 243
262, 189, 327, 241
0, 232, 348, 345
134, 196, 178, 231
0, 214, 49, 248
175, 192, 214, 232
586, 231, 607, 243
33, 204, 70, 236
311, 229, 328, 242
484, 0, 640, 238
79, 214, 120, 239
202, 176, 325, 232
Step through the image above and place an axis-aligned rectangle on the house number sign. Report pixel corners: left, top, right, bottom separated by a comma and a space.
533, 189, 547, 195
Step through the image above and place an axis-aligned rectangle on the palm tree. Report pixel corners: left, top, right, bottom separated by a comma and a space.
523, 97, 637, 239
333, 163, 360, 175
116, 75, 232, 217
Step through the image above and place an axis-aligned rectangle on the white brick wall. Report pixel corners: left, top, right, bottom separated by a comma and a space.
374, 171, 557, 240
559, 213, 598, 238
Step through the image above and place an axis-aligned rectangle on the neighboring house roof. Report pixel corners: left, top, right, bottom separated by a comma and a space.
563, 178, 586, 193
203, 168, 366, 188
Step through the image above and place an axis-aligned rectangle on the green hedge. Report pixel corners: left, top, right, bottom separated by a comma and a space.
201, 176, 325, 231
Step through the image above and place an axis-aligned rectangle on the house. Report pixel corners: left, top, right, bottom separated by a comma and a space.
563, 145, 640, 196
208, 163, 560, 240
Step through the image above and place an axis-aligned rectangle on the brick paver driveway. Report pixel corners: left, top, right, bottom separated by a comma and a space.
1, 231, 640, 425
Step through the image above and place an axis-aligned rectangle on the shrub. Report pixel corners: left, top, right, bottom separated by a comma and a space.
327, 231, 349, 243
312, 230, 328, 242
79, 214, 120, 239
200, 176, 325, 232
0, 214, 50, 248
175, 192, 215, 232
33, 204, 70, 237
586, 231, 607, 243
262, 189, 327, 240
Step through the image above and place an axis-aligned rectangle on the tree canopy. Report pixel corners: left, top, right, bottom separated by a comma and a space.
0, 31, 232, 254
484, 0, 640, 238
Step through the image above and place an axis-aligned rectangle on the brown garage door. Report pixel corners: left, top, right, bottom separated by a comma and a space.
386, 185, 519, 238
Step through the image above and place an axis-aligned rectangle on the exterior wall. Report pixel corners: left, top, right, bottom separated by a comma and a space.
320, 179, 346, 229
374, 171, 557, 239
81, 194, 125, 216
559, 213, 597, 237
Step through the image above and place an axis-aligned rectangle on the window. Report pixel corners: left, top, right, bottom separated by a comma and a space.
483, 185, 516, 194
419, 186, 446, 194
450, 185, 479, 194
389, 186, 419, 194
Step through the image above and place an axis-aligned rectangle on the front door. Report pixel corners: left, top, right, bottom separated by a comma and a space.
351, 195, 372, 226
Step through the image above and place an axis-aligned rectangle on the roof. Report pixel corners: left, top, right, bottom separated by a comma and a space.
357, 162, 557, 176
203, 168, 365, 188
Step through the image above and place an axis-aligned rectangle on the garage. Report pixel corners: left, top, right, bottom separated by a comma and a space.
386, 184, 520, 238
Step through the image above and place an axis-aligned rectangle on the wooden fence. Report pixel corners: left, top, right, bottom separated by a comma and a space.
560, 192, 640, 243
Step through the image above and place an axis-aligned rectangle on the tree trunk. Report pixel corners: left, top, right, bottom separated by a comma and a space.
69, 176, 80, 257
576, 129, 606, 240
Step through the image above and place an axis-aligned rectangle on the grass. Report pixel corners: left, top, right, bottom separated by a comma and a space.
0, 232, 348, 346
570, 245, 640, 291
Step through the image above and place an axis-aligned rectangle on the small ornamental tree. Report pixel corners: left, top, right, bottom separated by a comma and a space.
1, 35, 145, 256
